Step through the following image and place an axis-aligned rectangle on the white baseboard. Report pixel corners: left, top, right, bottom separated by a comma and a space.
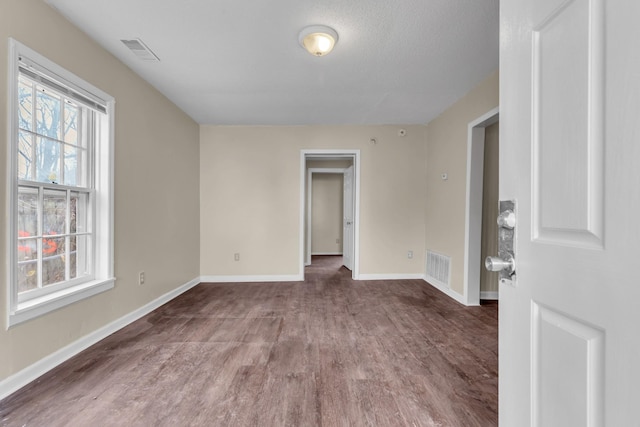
200, 274, 302, 283
0, 276, 200, 401
357, 273, 426, 281
311, 252, 343, 256
425, 279, 469, 306
480, 291, 499, 300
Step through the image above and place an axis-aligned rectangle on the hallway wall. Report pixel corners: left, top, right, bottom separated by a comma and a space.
311, 174, 344, 255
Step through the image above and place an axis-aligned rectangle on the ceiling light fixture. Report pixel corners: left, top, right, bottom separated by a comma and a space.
298, 25, 338, 57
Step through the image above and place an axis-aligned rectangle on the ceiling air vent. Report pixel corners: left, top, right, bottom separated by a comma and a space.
120, 38, 160, 61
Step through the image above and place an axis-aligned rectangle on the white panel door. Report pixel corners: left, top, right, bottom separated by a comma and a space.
500, 0, 640, 425
342, 166, 354, 270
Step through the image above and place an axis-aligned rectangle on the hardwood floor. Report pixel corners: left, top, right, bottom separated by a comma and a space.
0, 256, 498, 426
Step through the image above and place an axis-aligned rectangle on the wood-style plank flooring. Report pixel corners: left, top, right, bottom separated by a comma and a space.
0, 256, 498, 426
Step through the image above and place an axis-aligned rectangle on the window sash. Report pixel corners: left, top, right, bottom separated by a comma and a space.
16, 182, 95, 303
18, 73, 93, 188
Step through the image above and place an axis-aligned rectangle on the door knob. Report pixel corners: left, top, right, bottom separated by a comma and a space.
485, 256, 515, 275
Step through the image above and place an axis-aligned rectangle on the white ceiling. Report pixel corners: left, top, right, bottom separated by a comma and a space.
45, 0, 499, 126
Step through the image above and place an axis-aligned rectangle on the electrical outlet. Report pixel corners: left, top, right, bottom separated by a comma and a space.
336, 238, 340, 244
407, 250, 413, 259
234, 253, 240, 261
138, 271, 145, 285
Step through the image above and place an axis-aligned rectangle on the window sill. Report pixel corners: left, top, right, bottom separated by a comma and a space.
8, 278, 115, 328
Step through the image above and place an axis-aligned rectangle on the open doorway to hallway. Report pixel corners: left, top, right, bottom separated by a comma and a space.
300, 150, 360, 280
463, 108, 500, 305
308, 172, 345, 259
479, 121, 499, 300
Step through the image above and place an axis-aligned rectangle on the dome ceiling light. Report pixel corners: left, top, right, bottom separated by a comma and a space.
298, 25, 338, 57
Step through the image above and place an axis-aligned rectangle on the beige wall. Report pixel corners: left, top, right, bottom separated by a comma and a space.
480, 122, 499, 293
0, 0, 200, 381
311, 174, 344, 254
200, 125, 427, 277
425, 70, 499, 295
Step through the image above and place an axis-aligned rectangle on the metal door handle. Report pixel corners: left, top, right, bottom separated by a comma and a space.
485, 256, 515, 274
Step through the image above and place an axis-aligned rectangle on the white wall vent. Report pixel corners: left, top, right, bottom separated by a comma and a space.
121, 38, 160, 61
426, 250, 451, 288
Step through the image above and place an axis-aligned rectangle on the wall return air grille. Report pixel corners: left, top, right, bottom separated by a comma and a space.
426, 250, 451, 288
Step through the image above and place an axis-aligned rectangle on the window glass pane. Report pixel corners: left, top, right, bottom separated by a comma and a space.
70, 193, 78, 234
18, 78, 33, 131
36, 137, 61, 183
63, 144, 77, 186
17, 237, 37, 261
17, 249, 38, 293
18, 131, 34, 180
72, 234, 90, 278
18, 188, 38, 237
69, 192, 89, 234
35, 86, 62, 140
63, 145, 87, 186
43, 190, 66, 236
69, 235, 77, 279
63, 102, 78, 144
42, 237, 66, 286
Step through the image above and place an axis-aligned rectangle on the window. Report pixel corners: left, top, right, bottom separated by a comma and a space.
7, 39, 115, 327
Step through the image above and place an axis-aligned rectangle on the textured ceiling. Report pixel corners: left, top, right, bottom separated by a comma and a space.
45, 0, 499, 126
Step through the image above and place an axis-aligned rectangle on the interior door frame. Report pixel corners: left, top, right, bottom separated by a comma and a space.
306, 167, 347, 266
300, 150, 360, 279
463, 107, 499, 305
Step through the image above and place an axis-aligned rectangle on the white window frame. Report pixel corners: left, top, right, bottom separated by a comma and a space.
6, 39, 115, 328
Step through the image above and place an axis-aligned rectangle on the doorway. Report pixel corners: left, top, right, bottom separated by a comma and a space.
463, 107, 499, 305
306, 167, 348, 265
300, 150, 360, 280
479, 121, 499, 300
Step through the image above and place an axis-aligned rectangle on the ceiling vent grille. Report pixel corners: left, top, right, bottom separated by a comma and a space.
121, 38, 160, 61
